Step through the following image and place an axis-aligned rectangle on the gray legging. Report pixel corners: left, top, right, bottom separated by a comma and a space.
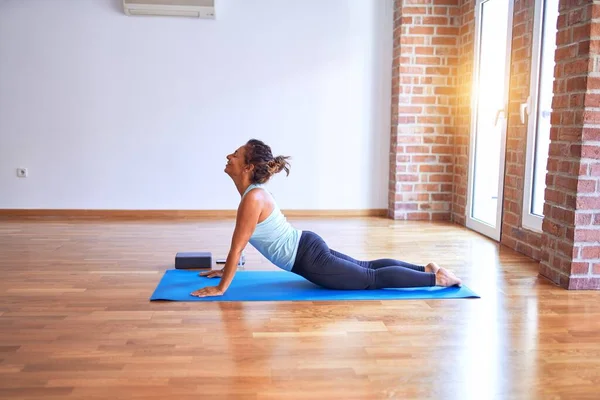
290, 231, 436, 290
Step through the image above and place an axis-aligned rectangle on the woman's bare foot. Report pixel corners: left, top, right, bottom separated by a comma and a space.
435, 267, 462, 287
425, 262, 441, 274
426, 262, 456, 274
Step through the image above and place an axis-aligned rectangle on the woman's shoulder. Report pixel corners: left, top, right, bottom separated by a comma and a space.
240, 184, 277, 224
242, 184, 275, 205
243, 183, 264, 195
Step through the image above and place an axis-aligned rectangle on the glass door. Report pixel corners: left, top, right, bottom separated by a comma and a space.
522, 0, 560, 232
466, 0, 514, 241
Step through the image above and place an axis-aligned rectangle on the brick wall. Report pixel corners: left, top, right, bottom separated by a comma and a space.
500, 0, 543, 261
452, 0, 475, 226
389, 0, 600, 290
539, 1, 600, 289
389, 1, 403, 218
388, 0, 460, 221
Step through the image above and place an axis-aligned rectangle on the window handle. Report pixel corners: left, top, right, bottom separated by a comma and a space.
495, 108, 506, 126
520, 95, 531, 124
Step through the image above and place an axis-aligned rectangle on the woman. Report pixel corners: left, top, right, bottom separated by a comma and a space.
191, 139, 461, 297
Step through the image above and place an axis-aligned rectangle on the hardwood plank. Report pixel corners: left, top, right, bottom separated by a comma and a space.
0, 387, 74, 398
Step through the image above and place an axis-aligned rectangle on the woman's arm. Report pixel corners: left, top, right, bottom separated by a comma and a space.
190, 190, 262, 297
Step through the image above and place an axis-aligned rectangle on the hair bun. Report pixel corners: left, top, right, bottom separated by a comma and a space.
245, 139, 291, 184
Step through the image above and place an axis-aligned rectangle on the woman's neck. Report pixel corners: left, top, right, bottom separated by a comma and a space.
234, 176, 253, 197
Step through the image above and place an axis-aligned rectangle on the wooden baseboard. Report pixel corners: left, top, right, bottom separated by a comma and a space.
284, 209, 388, 218
0, 209, 388, 219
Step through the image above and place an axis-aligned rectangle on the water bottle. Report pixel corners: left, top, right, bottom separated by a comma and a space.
238, 250, 246, 270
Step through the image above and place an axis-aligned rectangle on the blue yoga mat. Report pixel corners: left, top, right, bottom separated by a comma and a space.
150, 270, 479, 302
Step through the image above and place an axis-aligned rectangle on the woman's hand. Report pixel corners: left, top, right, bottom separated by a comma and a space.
199, 269, 223, 278
190, 286, 224, 297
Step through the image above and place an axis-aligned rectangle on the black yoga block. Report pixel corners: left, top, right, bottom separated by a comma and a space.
175, 252, 212, 269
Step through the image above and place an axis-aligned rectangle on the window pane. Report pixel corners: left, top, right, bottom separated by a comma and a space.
471, 0, 510, 226
532, 0, 559, 216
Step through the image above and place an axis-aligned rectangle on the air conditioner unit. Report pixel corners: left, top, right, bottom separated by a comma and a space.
123, 0, 216, 19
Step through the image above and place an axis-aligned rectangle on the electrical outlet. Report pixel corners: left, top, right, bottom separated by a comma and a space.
16, 168, 28, 178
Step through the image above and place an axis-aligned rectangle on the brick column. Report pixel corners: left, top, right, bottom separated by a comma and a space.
540, 1, 600, 289
452, 0, 475, 226
389, 0, 460, 220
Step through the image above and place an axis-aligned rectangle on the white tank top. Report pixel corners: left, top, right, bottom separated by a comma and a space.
242, 184, 302, 271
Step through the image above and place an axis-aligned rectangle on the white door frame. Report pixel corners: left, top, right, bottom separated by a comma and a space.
465, 0, 515, 242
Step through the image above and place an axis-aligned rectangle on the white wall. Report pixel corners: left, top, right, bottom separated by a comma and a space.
0, 0, 393, 210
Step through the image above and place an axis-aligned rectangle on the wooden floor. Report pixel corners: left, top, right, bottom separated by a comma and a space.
1, 216, 599, 399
